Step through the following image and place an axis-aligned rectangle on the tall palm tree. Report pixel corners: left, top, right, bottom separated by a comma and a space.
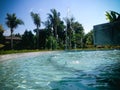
64, 17, 74, 49
6, 13, 24, 49
43, 20, 51, 30
43, 20, 53, 37
105, 11, 120, 22
48, 9, 60, 39
31, 12, 41, 49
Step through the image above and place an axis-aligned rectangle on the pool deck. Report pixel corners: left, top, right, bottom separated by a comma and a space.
0, 51, 59, 62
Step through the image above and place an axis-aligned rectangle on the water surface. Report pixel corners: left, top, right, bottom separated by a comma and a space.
0, 50, 120, 90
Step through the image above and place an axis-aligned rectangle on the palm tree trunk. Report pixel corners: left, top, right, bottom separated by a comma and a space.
11, 29, 13, 49
81, 38, 83, 48
65, 28, 68, 50
37, 26, 39, 49
69, 35, 71, 49
55, 26, 58, 40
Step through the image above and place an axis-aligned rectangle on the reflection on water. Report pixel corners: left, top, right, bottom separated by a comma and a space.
0, 50, 120, 90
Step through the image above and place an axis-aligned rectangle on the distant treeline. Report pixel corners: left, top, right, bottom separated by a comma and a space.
0, 9, 120, 50
0, 8, 94, 50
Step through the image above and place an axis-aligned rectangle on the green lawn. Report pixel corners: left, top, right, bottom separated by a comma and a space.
0, 47, 119, 55
0, 49, 51, 55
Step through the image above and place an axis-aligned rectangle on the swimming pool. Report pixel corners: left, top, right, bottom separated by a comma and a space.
0, 50, 120, 90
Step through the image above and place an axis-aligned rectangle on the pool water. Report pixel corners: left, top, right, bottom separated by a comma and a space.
0, 50, 120, 90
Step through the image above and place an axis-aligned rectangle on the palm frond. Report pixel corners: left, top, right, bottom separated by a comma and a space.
105, 11, 120, 22
6, 13, 24, 29
105, 11, 113, 22
31, 12, 41, 28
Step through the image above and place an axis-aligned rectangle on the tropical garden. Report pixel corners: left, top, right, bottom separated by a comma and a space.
0, 9, 120, 53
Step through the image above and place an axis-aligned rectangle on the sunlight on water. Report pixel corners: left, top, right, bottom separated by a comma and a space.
0, 50, 120, 90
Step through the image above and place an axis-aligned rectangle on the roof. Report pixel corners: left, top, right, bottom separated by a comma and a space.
5, 36, 21, 40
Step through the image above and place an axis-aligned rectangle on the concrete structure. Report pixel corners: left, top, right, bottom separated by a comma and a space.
5, 36, 22, 44
93, 21, 120, 45
5, 36, 21, 42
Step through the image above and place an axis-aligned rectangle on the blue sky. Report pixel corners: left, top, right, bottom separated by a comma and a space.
0, 0, 120, 35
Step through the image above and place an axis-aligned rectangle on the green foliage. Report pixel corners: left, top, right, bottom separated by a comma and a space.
6, 13, 24, 49
74, 34, 82, 48
31, 12, 41, 49
39, 29, 47, 49
21, 30, 34, 49
52, 38, 58, 50
31, 12, 41, 28
46, 36, 52, 49
14, 33, 21, 37
64, 17, 75, 49
57, 21, 65, 39
2, 9, 96, 51
6, 13, 24, 32
46, 36, 58, 50
83, 30, 93, 47
105, 11, 120, 22
0, 25, 5, 44
72, 22, 84, 35
46, 9, 65, 49
1, 9, 120, 51
47, 9, 61, 38
64, 17, 85, 49
72, 21, 84, 48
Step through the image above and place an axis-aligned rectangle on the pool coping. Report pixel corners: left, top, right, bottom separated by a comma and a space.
0, 51, 61, 62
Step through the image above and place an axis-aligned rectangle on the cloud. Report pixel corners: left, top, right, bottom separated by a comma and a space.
3, 29, 10, 36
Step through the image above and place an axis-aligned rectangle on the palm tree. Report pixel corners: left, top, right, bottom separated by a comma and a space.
48, 9, 60, 39
6, 13, 24, 49
31, 12, 41, 49
105, 11, 120, 22
64, 17, 74, 49
43, 20, 52, 34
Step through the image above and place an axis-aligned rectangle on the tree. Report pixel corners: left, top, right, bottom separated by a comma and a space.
57, 21, 65, 49
0, 24, 5, 44
6, 13, 24, 49
48, 9, 61, 39
43, 20, 53, 37
64, 17, 75, 49
46, 36, 58, 50
105, 11, 120, 22
72, 21, 84, 48
31, 12, 41, 49
83, 30, 93, 47
39, 29, 47, 49
22, 30, 34, 49
14, 33, 21, 37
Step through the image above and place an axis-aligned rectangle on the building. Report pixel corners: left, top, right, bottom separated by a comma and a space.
93, 21, 120, 45
5, 36, 22, 43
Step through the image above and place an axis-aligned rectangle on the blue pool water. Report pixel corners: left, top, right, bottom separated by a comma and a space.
0, 50, 120, 90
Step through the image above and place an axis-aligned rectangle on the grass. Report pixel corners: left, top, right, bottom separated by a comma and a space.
0, 47, 119, 55
0, 49, 51, 55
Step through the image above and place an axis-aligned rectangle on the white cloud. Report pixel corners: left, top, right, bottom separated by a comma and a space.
3, 29, 10, 36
